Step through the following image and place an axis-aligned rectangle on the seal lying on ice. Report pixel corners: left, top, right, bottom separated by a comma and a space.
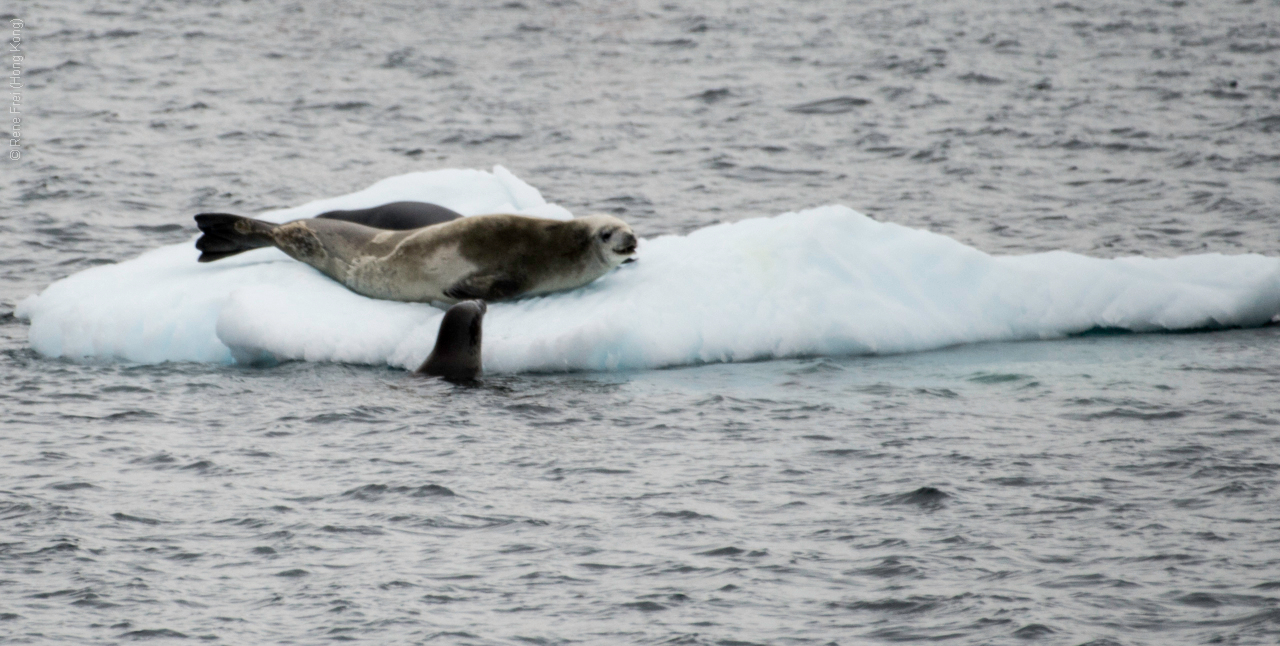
193, 212, 637, 303
315, 201, 463, 230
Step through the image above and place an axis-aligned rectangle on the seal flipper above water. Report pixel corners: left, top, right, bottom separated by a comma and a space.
316, 201, 463, 230
416, 300, 486, 381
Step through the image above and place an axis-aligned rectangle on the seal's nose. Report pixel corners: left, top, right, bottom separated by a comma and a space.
616, 232, 638, 255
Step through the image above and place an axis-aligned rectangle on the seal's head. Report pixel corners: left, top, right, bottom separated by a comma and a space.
416, 300, 486, 382
578, 214, 638, 267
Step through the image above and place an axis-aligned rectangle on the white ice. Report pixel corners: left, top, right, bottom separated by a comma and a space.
17, 166, 1280, 373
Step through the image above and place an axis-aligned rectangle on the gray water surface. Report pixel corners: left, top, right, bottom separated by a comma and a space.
4, 1, 1280, 644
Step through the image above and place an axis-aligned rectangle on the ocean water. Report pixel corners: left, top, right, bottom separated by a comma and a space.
4, 1, 1280, 644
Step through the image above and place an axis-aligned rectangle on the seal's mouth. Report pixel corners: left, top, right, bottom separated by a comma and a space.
613, 232, 638, 257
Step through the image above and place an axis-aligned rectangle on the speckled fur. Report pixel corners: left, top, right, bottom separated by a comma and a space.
246, 213, 636, 303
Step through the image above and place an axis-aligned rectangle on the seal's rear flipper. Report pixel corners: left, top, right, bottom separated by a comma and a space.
194, 213, 278, 262
417, 300, 487, 382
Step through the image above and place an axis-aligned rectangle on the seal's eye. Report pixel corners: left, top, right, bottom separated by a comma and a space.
600, 230, 613, 242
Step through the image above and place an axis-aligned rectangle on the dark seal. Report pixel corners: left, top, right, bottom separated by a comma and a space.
315, 201, 463, 230
417, 300, 486, 381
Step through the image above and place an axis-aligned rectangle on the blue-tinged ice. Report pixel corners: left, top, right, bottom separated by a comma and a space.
17, 167, 1280, 372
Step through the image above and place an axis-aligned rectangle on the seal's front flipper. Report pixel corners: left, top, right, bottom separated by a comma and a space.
194, 213, 278, 262
416, 300, 487, 382
443, 272, 524, 302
